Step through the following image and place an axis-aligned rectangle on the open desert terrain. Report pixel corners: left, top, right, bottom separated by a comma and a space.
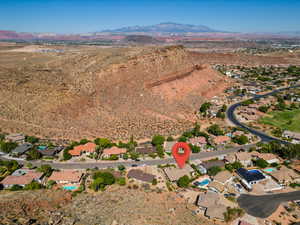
0, 43, 299, 141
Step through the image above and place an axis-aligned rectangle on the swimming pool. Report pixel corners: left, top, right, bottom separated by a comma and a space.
263, 168, 277, 173
63, 185, 77, 190
37, 146, 47, 150
194, 178, 211, 187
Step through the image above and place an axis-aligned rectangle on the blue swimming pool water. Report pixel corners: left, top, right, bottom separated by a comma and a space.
37, 146, 47, 150
195, 179, 211, 186
63, 186, 77, 190
263, 168, 277, 173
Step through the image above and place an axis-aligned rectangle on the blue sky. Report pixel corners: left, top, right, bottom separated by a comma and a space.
0, 0, 299, 33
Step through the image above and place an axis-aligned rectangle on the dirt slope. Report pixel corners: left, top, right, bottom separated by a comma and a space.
0, 45, 231, 140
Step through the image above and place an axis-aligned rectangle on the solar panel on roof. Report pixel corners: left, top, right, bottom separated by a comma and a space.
237, 168, 265, 183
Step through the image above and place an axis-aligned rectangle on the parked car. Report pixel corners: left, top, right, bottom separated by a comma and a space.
131, 164, 138, 167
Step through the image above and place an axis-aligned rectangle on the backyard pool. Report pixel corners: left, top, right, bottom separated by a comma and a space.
194, 178, 211, 187
37, 146, 47, 150
263, 168, 277, 173
63, 186, 77, 191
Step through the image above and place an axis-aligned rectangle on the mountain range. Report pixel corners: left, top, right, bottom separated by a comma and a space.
0, 22, 300, 41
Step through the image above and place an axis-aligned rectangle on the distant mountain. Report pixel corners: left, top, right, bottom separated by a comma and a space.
101, 22, 220, 34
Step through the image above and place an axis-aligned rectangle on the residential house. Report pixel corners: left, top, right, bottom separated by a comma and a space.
127, 169, 155, 183
235, 152, 253, 167
48, 170, 83, 185
213, 136, 230, 145
163, 141, 176, 153
201, 160, 225, 170
270, 166, 300, 185
1, 171, 43, 189
197, 191, 227, 221
135, 146, 156, 155
69, 142, 96, 157
188, 137, 207, 147
102, 146, 127, 158
213, 170, 233, 185
5, 133, 25, 143
38, 146, 64, 157
207, 181, 225, 193
163, 165, 193, 182
11, 143, 32, 156
252, 152, 280, 164
237, 168, 266, 191
283, 131, 300, 144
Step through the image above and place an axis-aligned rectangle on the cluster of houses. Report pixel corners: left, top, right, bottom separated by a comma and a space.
1, 168, 84, 190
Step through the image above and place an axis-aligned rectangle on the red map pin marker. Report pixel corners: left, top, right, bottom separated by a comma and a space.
172, 142, 191, 169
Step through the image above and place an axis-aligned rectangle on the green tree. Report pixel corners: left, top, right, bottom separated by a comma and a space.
178, 136, 187, 142
216, 110, 225, 119
63, 148, 72, 160
156, 145, 164, 158
225, 161, 243, 172
118, 164, 125, 171
177, 175, 190, 188
207, 124, 224, 136
26, 149, 42, 160
151, 135, 165, 146
93, 171, 115, 186
192, 122, 201, 136
189, 144, 201, 153
37, 164, 53, 177
258, 105, 269, 113
166, 136, 174, 141
152, 178, 158, 185
232, 135, 249, 145
91, 177, 105, 191
47, 180, 56, 189
79, 139, 89, 145
24, 181, 42, 190
130, 152, 139, 160
200, 102, 211, 114
94, 138, 113, 149
25, 136, 39, 144
0, 141, 18, 153
254, 158, 269, 168
207, 166, 222, 176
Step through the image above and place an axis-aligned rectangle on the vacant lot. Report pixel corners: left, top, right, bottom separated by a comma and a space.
259, 109, 300, 132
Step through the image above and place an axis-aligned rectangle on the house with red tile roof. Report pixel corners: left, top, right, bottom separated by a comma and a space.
213, 136, 230, 145
69, 142, 97, 156
102, 146, 127, 158
48, 170, 83, 184
188, 136, 207, 146
1, 171, 43, 188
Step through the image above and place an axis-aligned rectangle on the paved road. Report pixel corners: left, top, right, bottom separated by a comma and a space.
226, 85, 300, 144
237, 191, 300, 218
0, 144, 254, 169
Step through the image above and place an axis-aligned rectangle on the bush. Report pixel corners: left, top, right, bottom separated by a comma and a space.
223, 207, 244, 222
254, 158, 269, 168
258, 105, 269, 113
207, 166, 222, 176
117, 177, 126, 186
177, 175, 190, 188
199, 102, 211, 114
156, 145, 164, 158
152, 178, 158, 185
166, 136, 174, 141
10, 184, 23, 191
151, 135, 165, 146
178, 136, 187, 142
47, 180, 56, 189
225, 161, 243, 172
118, 165, 125, 171
94, 138, 113, 149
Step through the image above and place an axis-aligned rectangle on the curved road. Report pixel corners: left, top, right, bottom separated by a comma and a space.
226, 84, 300, 144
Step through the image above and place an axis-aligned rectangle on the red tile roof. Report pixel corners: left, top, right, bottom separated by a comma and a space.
69, 142, 96, 156
103, 146, 127, 156
48, 170, 83, 183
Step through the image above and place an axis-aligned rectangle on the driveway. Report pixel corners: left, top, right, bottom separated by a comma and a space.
237, 191, 300, 218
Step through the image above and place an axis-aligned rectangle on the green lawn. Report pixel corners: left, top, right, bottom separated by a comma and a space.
259, 109, 300, 132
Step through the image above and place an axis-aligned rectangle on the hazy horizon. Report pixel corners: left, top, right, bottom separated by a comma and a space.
0, 0, 300, 33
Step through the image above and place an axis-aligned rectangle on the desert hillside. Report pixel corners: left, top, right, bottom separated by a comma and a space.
0, 45, 232, 140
